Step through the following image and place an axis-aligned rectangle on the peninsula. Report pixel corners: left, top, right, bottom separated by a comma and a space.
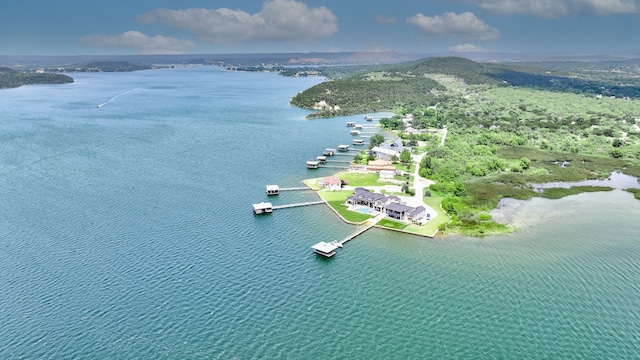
0, 67, 73, 89
291, 57, 640, 236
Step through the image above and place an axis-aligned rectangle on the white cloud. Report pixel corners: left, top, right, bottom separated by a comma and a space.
375, 14, 396, 25
448, 0, 640, 17
406, 12, 500, 41
573, 0, 639, 15
461, 0, 569, 17
137, 0, 338, 44
79, 31, 195, 54
450, 43, 488, 52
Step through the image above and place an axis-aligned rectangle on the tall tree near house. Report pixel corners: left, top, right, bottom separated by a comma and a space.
369, 134, 385, 149
400, 149, 412, 164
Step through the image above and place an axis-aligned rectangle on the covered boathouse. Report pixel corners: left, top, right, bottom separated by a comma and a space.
266, 185, 279, 195
311, 241, 339, 257
252, 202, 273, 214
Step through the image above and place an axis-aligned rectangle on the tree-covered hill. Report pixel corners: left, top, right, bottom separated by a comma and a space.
290, 76, 445, 118
291, 57, 640, 118
0, 68, 73, 89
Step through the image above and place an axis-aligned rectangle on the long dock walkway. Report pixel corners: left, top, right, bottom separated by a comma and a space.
320, 165, 349, 169
272, 200, 325, 210
279, 187, 310, 191
337, 222, 375, 246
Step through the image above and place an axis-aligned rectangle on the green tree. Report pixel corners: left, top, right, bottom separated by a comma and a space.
400, 149, 412, 164
610, 148, 624, 158
519, 157, 531, 170
369, 134, 385, 148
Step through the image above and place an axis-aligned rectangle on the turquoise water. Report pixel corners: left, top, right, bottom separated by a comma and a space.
0, 67, 639, 359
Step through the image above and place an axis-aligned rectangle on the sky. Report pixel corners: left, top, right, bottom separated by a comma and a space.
2, 0, 640, 56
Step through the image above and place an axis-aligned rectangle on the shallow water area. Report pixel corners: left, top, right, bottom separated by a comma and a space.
532, 170, 640, 190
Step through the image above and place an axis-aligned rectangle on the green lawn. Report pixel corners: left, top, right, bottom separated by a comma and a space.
393, 163, 412, 173
302, 178, 323, 190
403, 195, 451, 236
336, 172, 383, 187
376, 219, 408, 230
317, 190, 373, 223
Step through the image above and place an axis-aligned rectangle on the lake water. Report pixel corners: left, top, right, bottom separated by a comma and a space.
1, 67, 639, 359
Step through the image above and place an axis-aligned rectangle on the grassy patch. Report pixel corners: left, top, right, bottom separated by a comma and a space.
540, 186, 614, 199
464, 178, 537, 210
302, 178, 323, 190
376, 219, 408, 230
393, 163, 412, 173
402, 195, 451, 236
336, 172, 382, 186
452, 218, 515, 237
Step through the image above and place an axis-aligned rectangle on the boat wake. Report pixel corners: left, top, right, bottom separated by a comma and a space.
97, 88, 140, 108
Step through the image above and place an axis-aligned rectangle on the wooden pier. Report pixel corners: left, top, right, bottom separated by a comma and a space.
279, 187, 311, 191
325, 160, 351, 163
337, 222, 375, 246
272, 200, 325, 210
319, 165, 349, 169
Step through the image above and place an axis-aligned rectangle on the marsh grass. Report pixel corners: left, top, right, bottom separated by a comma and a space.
540, 186, 614, 199
626, 188, 640, 200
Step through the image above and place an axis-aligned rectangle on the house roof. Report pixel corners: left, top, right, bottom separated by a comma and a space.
323, 177, 342, 185
386, 202, 414, 213
252, 202, 273, 210
368, 159, 391, 167
410, 206, 426, 218
370, 146, 399, 156
312, 241, 338, 253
